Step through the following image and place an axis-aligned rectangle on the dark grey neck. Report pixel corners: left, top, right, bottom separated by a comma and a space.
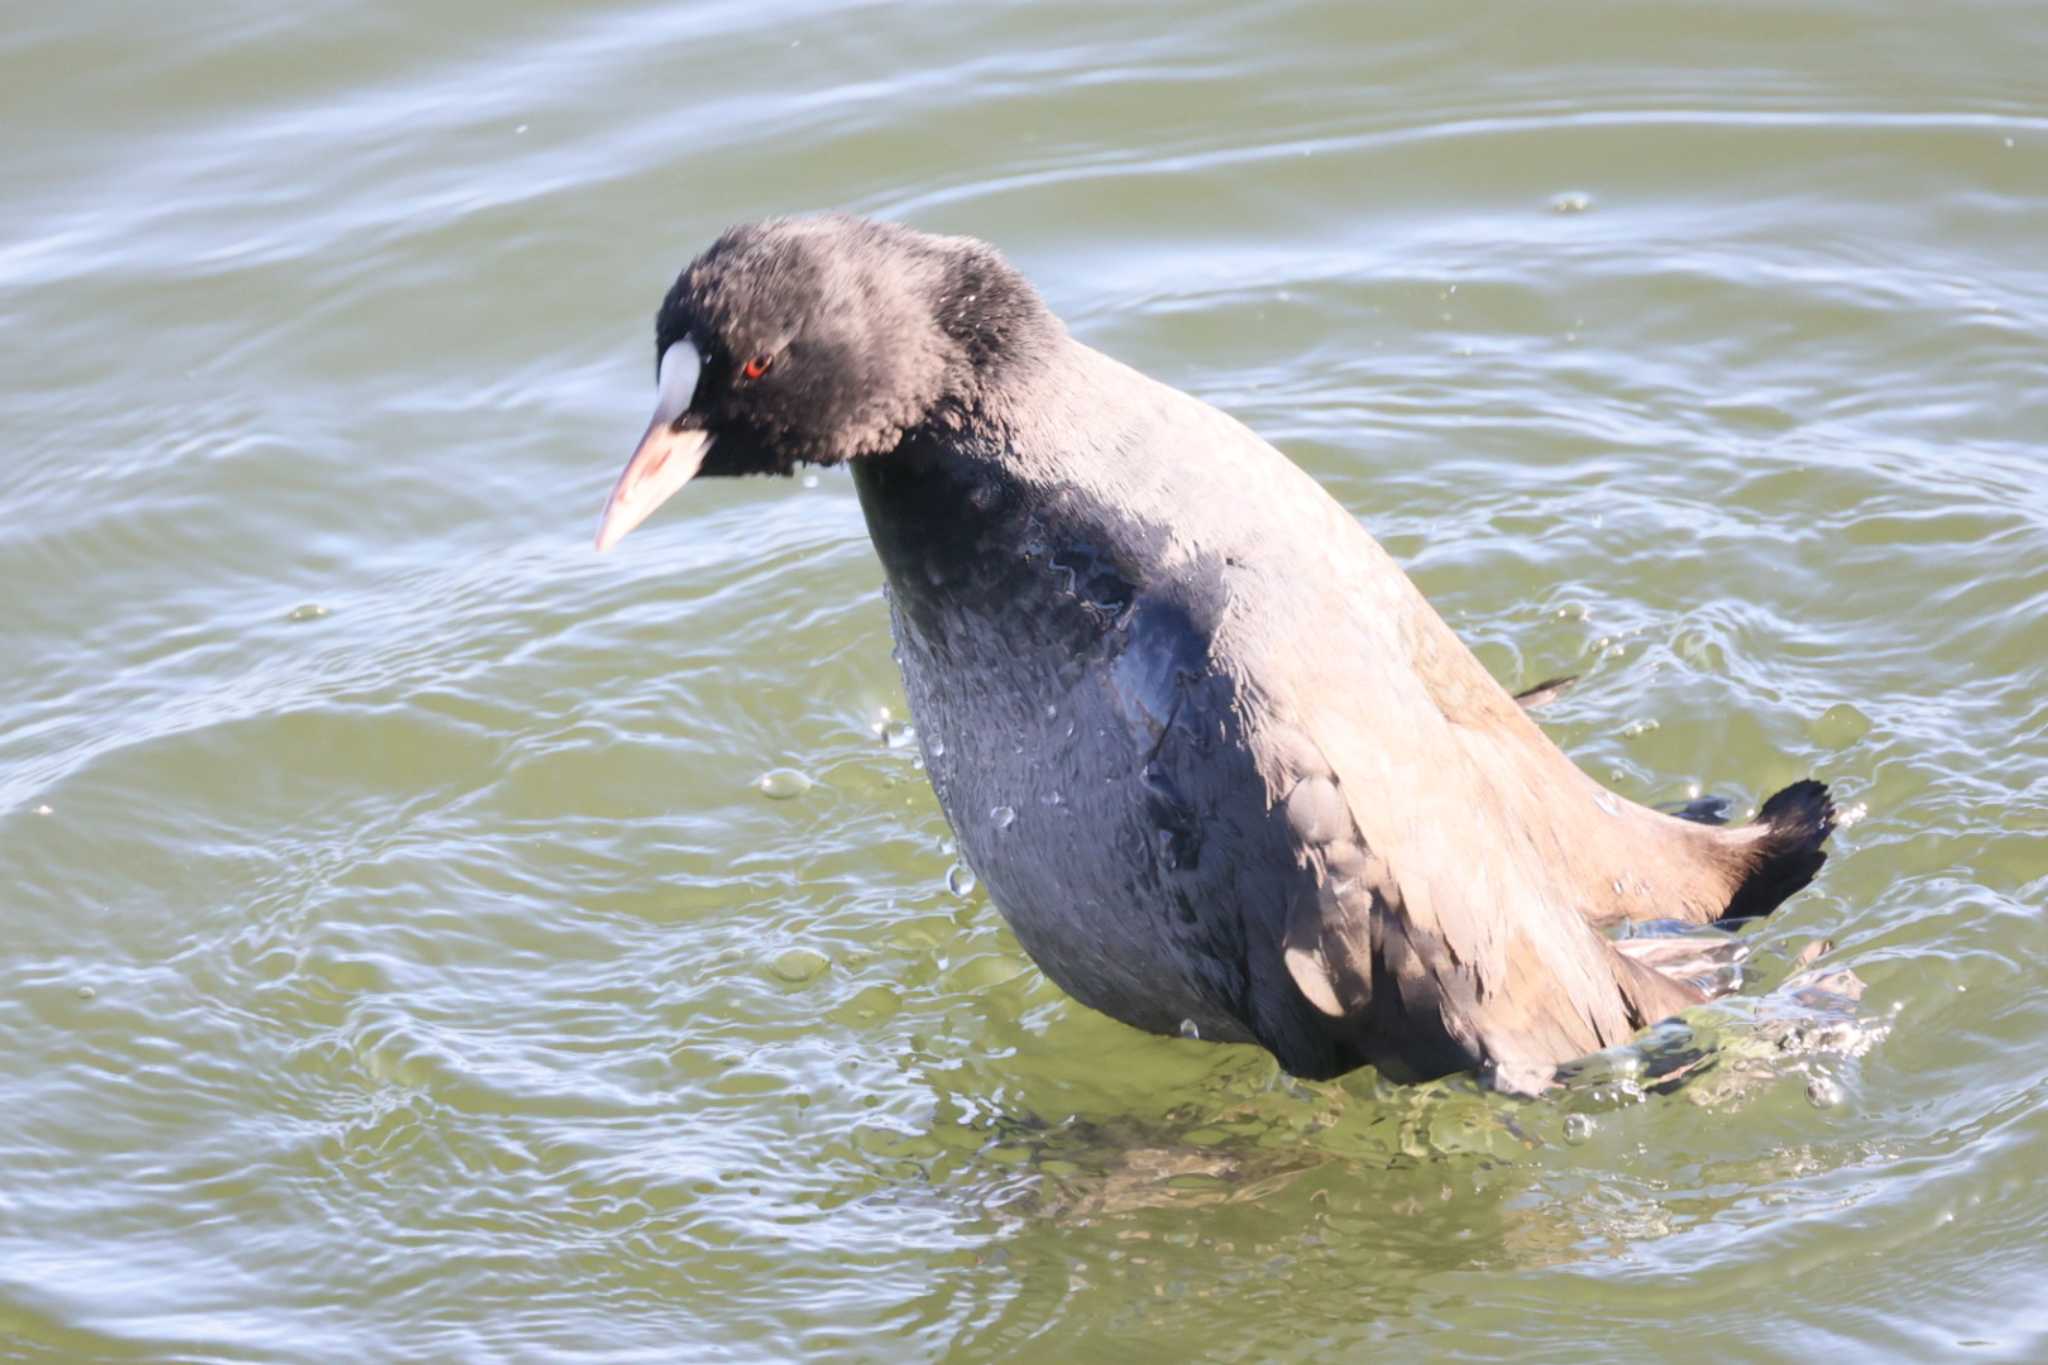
850, 435, 1142, 672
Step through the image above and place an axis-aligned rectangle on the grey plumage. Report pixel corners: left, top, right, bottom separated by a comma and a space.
597, 214, 1838, 1094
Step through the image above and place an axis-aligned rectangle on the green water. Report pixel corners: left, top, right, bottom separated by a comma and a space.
4, 2, 2045, 1359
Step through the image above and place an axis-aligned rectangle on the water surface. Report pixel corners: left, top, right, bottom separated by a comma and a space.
4, 1, 2046, 1359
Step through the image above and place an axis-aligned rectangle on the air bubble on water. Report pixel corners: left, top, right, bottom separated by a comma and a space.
1806, 1075, 1844, 1109
1179, 1018, 1201, 1040
76, 985, 95, 1001
1549, 191, 1594, 214
770, 948, 829, 984
1620, 718, 1659, 738
287, 603, 329, 623
1563, 1113, 1596, 1143
946, 864, 977, 897
33, 804, 53, 816
990, 805, 1016, 831
756, 768, 813, 800
1808, 702, 1872, 749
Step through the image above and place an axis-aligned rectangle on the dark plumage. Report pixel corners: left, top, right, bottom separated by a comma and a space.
595, 214, 1838, 1094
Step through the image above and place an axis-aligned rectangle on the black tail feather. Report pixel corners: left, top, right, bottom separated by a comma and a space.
1660, 794, 1733, 826
1720, 779, 1836, 923
1512, 674, 1578, 710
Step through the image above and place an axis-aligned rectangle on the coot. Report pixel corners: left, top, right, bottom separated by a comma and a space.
595, 215, 1834, 1094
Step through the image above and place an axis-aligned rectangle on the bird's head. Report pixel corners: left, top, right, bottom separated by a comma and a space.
595, 214, 1056, 550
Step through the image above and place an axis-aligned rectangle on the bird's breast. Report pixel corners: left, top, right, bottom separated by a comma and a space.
849, 444, 1258, 1040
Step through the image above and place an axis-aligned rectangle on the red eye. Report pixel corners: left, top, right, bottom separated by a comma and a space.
741, 354, 773, 380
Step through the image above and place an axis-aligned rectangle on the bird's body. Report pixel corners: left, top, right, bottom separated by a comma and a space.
597, 215, 1836, 1093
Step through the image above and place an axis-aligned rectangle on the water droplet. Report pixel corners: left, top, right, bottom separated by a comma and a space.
800, 472, 820, 489
287, 603, 329, 623
32, 804, 53, 816
928, 736, 945, 758
1156, 828, 1181, 870
756, 768, 813, 800
1043, 703, 1058, 720
1563, 1113, 1596, 1143
1806, 1075, 1844, 1109
1041, 791, 1064, 808
946, 864, 977, 897
1178, 1018, 1201, 1040
1837, 800, 1870, 829
990, 805, 1016, 830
